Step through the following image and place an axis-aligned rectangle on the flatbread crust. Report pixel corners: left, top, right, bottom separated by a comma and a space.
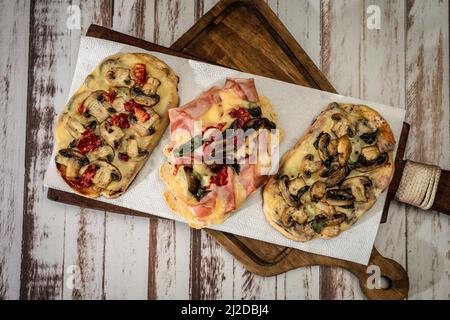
263, 102, 395, 241
160, 95, 283, 228
55, 53, 179, 198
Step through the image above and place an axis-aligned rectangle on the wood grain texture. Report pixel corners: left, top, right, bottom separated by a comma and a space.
360, 0, 407, 286
11, 0, 450, 300
0, 0, 30, 300
52, 0, 408, 300
267, 0, 321, 300
405, 0, 450, 299
320, 0, 365, 300
61, 0, 112, 301
21, 0, 113, 300
148, 0, 197, 300
188, 0, 239, 301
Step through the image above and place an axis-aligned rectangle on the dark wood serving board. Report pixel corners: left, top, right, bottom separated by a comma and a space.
47, 0, 411, 300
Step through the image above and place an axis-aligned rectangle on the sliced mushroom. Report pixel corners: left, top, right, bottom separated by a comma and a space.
280, 207, 295, 228
105, 67, 134, 87
335, 205, 355, 216
315, 201, 336, 216
341, 176, 372, 202
136, 136, 154, 149
287, 176, 306, 196
80, 161, 121, 189
302, 154, 322, 179
310, 181, 327, 201
86, 145, 114, 163
281, 206, 308, 228
356, 146, 388, 172
125, 138, 148, 162
100, 121, 125, 148
64, 117, 85, 139
291, 206, 308, 224
279, 176, 297, 207
325, 166, 350, 187
129, 108, 160, 137
142, 77, 161, 96
337, 135, 352, 166
183, 167, 200, 196
82, 92, 110, 122
317, 132, 331, 160
327, 139, 338, 156
110, 87, 131, 112
309, 213, 347, 233
331, 113, 355, 138
319, 162, 339, 178
325, 213, 347, 227
360, 145, 380, 161
55, 148, 89, 178
130, 86, 160, 107
360, 129, 378, 145
325, 189, 355, 206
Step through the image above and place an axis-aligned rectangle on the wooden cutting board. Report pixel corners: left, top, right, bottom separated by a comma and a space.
47, 0, 410, 300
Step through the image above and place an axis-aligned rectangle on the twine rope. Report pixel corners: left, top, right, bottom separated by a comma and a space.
395, 160, 441, 210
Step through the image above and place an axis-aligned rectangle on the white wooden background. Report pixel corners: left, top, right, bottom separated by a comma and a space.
0, 0, 449, 300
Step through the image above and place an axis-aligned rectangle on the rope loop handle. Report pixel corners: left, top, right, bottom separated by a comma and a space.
395, 160, 441, 210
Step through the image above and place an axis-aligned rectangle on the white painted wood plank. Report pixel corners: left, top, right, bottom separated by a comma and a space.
268, 0, 321, 300
22, 0, 103, 299
60, 0, 112, 301
361, 0, 407, 272
103, 214, 149, 299
62, 209, 106, 300
320, 0, 365, 300
405, 0, 450, 300
0, 0, 30, 300
149, 0, 197, 300
111, 0, 196, 300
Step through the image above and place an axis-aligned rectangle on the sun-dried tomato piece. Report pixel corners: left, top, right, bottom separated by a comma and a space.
77, 103, 85, 114
133, 64, 147, 85
77, 129, 101, 155
73, 164, 97, 189
124, 100, 137, 112
134, 105, 150, 123
102, 90, 117, 104
229, 107, 251, 128
109, 113, 130, 128
210, 166, 228, 186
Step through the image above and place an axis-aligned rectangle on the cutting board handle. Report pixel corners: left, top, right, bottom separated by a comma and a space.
306, 248, 409, 300
345, 248, 409, 300
394, 160, 450, 215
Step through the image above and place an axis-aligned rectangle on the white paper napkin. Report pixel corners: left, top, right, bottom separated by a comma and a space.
44, 36, 405, 265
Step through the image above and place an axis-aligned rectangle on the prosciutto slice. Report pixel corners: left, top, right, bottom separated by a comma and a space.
224, 78, 259, 102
